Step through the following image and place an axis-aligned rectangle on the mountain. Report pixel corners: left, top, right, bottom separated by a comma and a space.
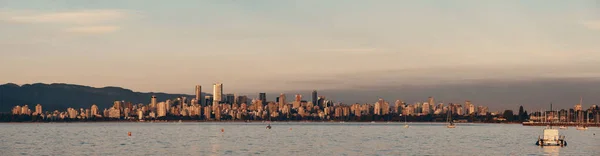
0, 83, 197, 113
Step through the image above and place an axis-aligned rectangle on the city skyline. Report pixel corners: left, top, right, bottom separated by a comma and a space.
3, 82, 600, 113
7, 83, 599, 124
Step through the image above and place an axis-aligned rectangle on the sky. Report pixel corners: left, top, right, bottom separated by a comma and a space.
1, 1, 600, 110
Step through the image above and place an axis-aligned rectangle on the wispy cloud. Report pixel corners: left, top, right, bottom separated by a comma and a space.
581, 20, 600, 30
1, 9, 128, 24
0, 9, 132, 34
317, 48, 381, 54
64, 26, 120, 34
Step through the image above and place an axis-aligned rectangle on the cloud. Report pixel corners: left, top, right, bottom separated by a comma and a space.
0, 9, 133, 35
64, 26, 120, 34
317, 48, 383, 55
581, 20, 600, 30
1, 9, 128, 24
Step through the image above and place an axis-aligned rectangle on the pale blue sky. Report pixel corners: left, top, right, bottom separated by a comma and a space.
1, 0, 599, 95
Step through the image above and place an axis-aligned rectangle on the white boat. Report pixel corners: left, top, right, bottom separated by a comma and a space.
576, 125, 588, 130
536, 128, 567, 146
559, 126, 567, 129
404, 124, 410, 128
536, 103, 567, 147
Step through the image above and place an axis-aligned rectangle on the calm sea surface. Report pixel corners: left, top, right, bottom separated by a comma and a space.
0, 122, 598, 156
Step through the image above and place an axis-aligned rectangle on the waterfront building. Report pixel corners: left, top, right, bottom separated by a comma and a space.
312, 90, 318, 107
34, 104, 42, 115
422, 102, 430, 115
157, 102, 167, 117
195, 85, 202, 105
428, 97, 434, 109
318, 96, 326, 108
20, 105, 31, 115
213, 83, 223, 107
204, 106, 212, 120
67, 108, 77, 119
151, 95, 157, 108
466, 101, 475, 115
12, 105, 21, 115
205, 96, 213, 107
259, 93, 267, 105
137, 110, 143, 120
279, 93, 286, 110
225, 94, 235, 104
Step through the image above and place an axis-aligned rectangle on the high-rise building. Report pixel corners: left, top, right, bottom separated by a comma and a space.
113, 101, 122, 111
422, 102, 430, 115
312, 90, 318, 106
213, 83, 223, 106
195, 85, 204, 105
21, 105, 30, 115
35, 104, 42, 115
157, 102, 167, 117
428, 97, 434, 108
151, 95, 157, 107
259, 93, 267, 105
91, 104, 99, 116
317, 96, 325, 108
278, 93, 286, 108
12, 105, 21, 115
205, 95, 213, 106
195, 85, 202, 101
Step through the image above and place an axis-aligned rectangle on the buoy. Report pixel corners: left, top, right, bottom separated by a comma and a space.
128, 132, 132, 136
289, 128, 292, 130
221, 128, 224, 133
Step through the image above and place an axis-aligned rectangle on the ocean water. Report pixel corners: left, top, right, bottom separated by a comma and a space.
0, 122, 598, 156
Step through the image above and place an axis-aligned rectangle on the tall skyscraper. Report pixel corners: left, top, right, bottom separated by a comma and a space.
34, 104, 42, 115
318, 96, 325, 108
213, 83, 223, 106
279, 93, 286, 108
205, 95, 213, 107
195, 85, 203, 105
312, 90, 318, 107
428, 97, 434, 108
259, 93, 267, 105
91, 104, 99, 116
151, 95, 157, 107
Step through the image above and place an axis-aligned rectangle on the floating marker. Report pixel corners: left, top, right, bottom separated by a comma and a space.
128, 132, 132, 136
221, 128, 224, 133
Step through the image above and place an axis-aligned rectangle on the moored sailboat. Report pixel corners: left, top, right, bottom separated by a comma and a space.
447, 109, 456, 128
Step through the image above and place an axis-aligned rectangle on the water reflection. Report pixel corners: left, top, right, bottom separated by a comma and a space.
541, 146, 560, 156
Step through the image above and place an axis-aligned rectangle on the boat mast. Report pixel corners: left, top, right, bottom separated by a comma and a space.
550, 103, 554, 129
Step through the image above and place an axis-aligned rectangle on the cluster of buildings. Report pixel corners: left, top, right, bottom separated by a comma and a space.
528, 102, 600, 123
12, 83, 498, 121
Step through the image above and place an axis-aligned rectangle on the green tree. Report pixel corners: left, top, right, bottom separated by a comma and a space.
503, 110, 514, 122
518, 106, 524, 121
